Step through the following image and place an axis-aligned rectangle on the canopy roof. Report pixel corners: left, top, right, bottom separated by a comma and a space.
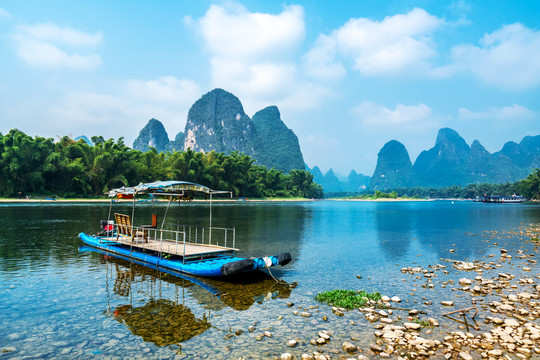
108, 180, 230, 198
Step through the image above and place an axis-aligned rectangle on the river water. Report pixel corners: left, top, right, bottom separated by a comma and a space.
0, 200, 539, 359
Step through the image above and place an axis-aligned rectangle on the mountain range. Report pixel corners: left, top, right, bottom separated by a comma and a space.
133, 89, 304, 172
130, 89, 538, 191
370, 128, 540, 189
307, 166, 371, 192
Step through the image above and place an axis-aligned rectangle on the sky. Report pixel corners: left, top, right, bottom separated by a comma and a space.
0, 1, 539, 177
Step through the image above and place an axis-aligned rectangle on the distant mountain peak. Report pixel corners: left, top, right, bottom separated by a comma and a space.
132, 88, 305, 172
370, 140, 416, 189
251, 105, 304, 171
133, 118, 170, 153
74, 135, 93, 146
184, 88, 254, 154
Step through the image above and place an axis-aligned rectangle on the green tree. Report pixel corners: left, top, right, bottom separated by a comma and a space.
518, 168, 540, 200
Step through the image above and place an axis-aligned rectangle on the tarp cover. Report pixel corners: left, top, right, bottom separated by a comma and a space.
108, 181, 228, 198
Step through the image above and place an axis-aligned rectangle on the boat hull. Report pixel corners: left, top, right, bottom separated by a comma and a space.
78, 233, 290, 277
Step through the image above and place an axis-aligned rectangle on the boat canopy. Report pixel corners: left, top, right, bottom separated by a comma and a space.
108, 180, 231, 198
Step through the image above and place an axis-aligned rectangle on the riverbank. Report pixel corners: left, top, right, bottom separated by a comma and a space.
0, 198, 316, 203
0, 197, 430, 203
271, 223, 540, 360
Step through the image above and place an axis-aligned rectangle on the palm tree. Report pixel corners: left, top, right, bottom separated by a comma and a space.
518, 168, 540, 200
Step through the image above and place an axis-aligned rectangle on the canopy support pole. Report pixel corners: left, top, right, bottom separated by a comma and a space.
162, 196, 172, 231
107, 198, 113, 223
209, 193, 212, 244
131, 194, 136, 251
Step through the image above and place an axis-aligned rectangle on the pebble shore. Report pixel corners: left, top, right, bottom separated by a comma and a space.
270, 223, 540, 360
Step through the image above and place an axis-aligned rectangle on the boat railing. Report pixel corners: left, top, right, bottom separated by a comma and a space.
112, 222, 236, 259
161, 222, 236, 250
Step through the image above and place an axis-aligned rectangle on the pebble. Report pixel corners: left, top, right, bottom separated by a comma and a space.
286, 339, 298, 348
281, 353, 293, 360
404, 322, 421, 330
342, 341, 356, 353
318, 331, 331, 340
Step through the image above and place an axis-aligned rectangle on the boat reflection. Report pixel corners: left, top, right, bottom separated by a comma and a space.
81, 246, 294, 347
113, 299, 210, 346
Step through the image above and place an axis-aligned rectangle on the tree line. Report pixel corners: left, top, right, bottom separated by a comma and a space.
0, 129, 323, 199
327, 169, 540, 200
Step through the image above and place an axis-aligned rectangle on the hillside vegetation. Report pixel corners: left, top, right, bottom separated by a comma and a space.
0, 129, 323, 199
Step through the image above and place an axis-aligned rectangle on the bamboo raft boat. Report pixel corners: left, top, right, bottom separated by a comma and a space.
79, 181, 291, 277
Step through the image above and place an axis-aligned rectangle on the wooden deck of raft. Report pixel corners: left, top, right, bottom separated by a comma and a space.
103, 235, 237, 257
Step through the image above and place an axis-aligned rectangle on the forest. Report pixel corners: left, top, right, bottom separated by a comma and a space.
327, 169, 540, 200
0, 129, 323, 199
2, 129, 539, 201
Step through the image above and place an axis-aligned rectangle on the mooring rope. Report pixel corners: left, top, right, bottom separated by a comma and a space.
265, 262, 286, 283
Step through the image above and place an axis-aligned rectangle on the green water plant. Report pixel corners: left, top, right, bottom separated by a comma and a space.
315, 289, 382, 309
411, 318, 431, 327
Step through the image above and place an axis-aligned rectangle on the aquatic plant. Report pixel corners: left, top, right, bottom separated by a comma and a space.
315, 289, 382, 309
411, 318, 431, 327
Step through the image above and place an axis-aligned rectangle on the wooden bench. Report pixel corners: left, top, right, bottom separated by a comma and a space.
114, 213, 148, 242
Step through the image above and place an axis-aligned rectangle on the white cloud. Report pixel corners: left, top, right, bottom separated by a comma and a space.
0, 7, 13, 19
446, 0, 472, 26
17, 23, 102, 46
191, 3, 331, 114
49, 90, 188, 142
126, 77, 201, 105
333, 8, 443, 76
458, 104, 536, 121
199, 4, 304, 61
9, 75, 203, 144
12, 23, 103, 69
351, 101, 437, 130
303, 34, 346, 81
450, 23, 540, 90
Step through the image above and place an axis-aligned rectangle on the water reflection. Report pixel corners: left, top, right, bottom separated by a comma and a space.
374, 202, 416, 260
88, 248, 293, 347
113, 299, 210, 347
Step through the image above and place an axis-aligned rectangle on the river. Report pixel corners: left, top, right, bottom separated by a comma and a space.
0, 200, 538, 359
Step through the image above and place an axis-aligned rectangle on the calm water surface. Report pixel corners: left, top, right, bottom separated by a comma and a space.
0, 200, 539, 359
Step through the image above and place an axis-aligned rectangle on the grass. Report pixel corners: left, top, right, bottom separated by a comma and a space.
315, 289, 382, 309
411, 318, 431, 327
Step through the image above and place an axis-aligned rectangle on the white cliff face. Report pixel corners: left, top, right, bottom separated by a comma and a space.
127, 89, 306, 172
181, 88, 257, 156
184, 128, 197, 151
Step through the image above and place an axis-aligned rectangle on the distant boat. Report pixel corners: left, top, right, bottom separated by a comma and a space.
481, 195, 526, 203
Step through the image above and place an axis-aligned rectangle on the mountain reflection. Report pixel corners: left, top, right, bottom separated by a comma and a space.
375, 202, 415, 260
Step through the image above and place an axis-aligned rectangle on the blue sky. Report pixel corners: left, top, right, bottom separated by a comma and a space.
0, 1, 539, 176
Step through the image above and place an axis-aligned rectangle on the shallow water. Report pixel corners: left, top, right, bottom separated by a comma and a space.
0, 200, 539, 359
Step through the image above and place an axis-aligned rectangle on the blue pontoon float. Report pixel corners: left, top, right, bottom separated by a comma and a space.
79, 181, 291, 277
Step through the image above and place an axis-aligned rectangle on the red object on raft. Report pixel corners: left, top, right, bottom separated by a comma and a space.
117, 194, 134, 199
